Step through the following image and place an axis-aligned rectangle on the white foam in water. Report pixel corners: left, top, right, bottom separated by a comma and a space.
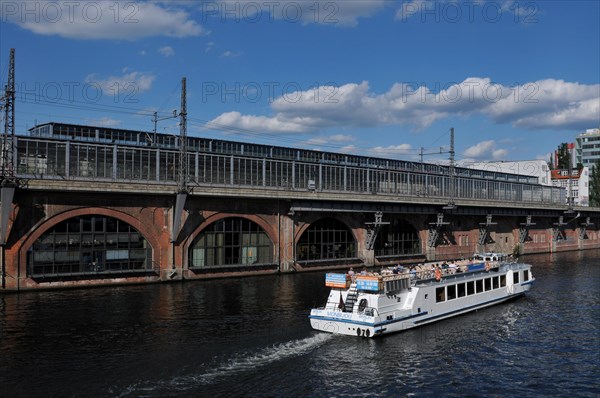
118, 333, 333, 396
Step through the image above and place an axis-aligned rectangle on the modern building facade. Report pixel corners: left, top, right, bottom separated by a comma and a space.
575, 128, 600, 170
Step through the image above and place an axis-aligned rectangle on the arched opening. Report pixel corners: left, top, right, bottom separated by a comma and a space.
374, 218, 421, 257
188, 217, 274, 268
28, 215, 153, 277
296, 218, 356, 262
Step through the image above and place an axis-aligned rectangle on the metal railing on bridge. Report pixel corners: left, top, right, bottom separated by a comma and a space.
14, 135, 565, 205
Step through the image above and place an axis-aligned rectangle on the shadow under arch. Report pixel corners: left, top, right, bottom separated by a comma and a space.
295, 217, 357, 262
186, 214, 276, 269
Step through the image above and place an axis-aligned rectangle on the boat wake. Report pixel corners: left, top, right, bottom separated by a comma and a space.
117, 333, 333, 396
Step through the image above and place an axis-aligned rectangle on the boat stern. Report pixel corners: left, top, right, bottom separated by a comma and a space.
309, 308, 379, 338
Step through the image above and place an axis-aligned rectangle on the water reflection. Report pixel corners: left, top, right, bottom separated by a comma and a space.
0, 250, 598, 397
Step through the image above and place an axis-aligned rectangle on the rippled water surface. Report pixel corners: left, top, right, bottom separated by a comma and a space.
1, 250, 599, 397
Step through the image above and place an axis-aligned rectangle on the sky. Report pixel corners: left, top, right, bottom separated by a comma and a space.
1, 0, 599, 165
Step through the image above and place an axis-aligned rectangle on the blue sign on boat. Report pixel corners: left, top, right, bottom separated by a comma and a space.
356, 277, 380, 292
468, 263, 485, 272
325, 273, 348, 288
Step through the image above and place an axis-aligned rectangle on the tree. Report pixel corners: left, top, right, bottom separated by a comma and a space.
590, 159, 600, 207
556, 143, 571, 169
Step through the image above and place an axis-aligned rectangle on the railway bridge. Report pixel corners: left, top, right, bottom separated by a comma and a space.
1, 122, 599, 291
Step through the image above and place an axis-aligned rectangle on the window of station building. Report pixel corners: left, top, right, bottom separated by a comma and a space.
484, 278, 492, 291
374, 219, 421, 257
436, 287, 446, 303
447, 285, 457, 300
476, 279, 483, 293
296, 218, 356, 261
457, 283, 466, 298
467, 281, 475, 295
189, 218, 273, 268
513, 271, 520, 283
27, 215, 152, 277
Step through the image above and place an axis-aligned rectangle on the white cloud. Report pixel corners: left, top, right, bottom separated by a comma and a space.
339, 145, 358, 154
369, 144, 413, 157
330, 134, 355, 143
214, 0, 385, 27
395, 0, 432, 21
463, 140, 509, 160
87, 117, 122, 127
304, 137, 328, 145
492, 148, 509, 160
85, 71, 156, 94
464, 140, 496, 158
205, 111, 314, 134
2, 1, 204, 40
158, 46, 175, 57
221, 50, 241, 57
205, 78, 599, 134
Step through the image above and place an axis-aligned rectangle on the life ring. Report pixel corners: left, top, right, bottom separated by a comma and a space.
435, 268, 442, 281
358, 299, 368, 313
485, 262, 491, 272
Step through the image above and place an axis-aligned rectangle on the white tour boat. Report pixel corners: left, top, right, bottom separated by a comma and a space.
309, 255, 534, 338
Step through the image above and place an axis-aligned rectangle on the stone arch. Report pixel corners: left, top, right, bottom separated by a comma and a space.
20, 208, 159, 256
186, 214, 276, 268
374, 217, 422, 257
19, 208, 159, 278
295, 217, 357, 261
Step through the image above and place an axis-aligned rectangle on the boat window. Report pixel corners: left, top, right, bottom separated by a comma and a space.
447, 285, 457, 300
467, 281, 475, 295
436, 287, 446, 303
513, 271, 520, 283
523, 270, 529, 281
500, 275, 506, 287
492, 276, 499, 289
475, 279, 483, 293
457, 283, 466, 298
484, 278, 492, 291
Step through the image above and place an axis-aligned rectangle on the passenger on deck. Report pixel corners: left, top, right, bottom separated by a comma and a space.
361, 267, 368, 275
409, 265, 417, 279
348, 267, 355, 277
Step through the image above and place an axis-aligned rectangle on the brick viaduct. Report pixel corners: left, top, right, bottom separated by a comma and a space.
2, 179, 599, 292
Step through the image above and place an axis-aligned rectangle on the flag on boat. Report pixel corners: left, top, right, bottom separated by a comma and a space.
338, 292, 344, 310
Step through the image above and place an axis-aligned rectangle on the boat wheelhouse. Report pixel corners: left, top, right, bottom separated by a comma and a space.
309, 258, 534, 338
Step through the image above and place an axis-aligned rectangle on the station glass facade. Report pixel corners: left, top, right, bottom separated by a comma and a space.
188, 218, 274, 268
374, 219, 421, 257
296, 218, 356, 261
27, 216, 152, 277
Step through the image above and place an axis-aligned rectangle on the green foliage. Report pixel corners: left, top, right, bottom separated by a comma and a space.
590, 159, 600, 207
556, 143, 571, 169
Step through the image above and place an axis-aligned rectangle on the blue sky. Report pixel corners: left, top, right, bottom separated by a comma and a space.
1, 0, 599, 164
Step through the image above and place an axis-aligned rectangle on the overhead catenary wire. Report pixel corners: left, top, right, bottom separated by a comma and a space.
15, 90, 448, 161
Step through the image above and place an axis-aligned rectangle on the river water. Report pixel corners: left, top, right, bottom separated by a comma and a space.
1, 250, 599, 397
